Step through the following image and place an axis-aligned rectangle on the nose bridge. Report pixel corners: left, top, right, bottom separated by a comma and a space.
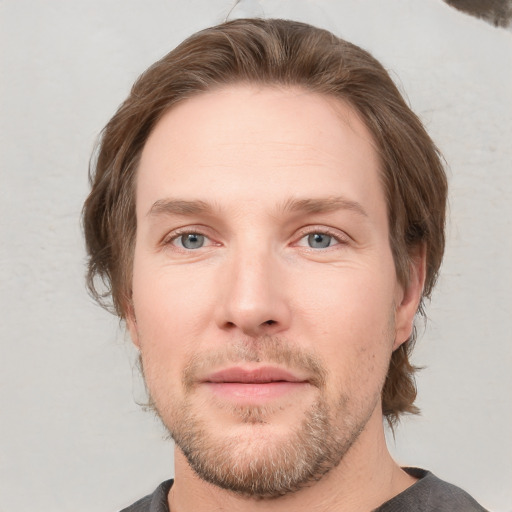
216, 237, 289, 335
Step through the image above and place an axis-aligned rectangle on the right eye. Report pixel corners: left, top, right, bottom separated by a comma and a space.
170, 233, 207, 250
304, 232, 336, 249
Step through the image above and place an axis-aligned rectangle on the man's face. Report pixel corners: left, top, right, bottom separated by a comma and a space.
128, 85, 419, 498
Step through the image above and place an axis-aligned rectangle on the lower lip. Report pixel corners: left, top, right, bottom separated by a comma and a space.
204, 382, 308, 403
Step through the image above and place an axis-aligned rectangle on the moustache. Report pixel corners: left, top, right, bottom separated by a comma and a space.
181, 336, 327, 391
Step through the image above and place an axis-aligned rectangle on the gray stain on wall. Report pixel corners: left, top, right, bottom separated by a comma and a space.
444, 0, 512, 27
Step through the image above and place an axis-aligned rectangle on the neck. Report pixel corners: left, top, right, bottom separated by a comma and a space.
168, 409, 416, 512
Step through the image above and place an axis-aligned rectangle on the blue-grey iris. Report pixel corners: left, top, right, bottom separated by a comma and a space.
308, 233, 332, 248
181, 233, 205, 249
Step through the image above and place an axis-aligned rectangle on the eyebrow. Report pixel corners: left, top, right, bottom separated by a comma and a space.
147, 199, 215, 217
147, 196, 368, 218
281, 196, 368, 217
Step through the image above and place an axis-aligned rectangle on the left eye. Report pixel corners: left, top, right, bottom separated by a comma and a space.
173, 233, 206, 249
299, 232, 337, 249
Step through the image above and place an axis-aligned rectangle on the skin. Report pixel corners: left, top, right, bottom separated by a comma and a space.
127, 85, 426, 512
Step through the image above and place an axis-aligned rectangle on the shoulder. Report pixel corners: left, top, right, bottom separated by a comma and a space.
375, 468, 488, 512
119, 480, 174, 512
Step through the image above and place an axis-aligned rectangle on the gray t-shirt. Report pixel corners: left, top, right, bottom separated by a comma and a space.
120, 468, 488, 512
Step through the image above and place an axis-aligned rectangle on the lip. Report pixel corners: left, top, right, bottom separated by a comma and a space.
204, 366, 308, 384
201, 366, 310, 403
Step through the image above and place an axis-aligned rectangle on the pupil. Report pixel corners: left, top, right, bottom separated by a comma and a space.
308, 233, 331, 248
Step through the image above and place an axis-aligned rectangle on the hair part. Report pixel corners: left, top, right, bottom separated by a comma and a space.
83, 18, 447, 426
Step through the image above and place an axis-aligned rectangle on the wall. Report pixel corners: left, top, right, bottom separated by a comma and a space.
1, 0, 511, 510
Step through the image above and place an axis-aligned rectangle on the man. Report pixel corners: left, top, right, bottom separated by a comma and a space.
83, 18, 486, 512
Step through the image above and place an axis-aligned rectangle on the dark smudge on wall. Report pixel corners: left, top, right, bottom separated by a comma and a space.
444, 0, 512, 27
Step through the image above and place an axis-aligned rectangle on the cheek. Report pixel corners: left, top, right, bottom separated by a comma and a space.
130, 259, 216, 389
291, 266, 396, 384
294, 263, 396, 335
132, 255, 215, 335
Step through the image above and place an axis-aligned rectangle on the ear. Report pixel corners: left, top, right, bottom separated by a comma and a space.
125, 303, 141, 349
393, 244, 427, 351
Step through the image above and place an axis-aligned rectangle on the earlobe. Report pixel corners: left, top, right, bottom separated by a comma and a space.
393, 245, 427, 351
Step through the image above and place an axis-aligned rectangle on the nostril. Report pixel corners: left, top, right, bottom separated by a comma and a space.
265, 320, 276, 326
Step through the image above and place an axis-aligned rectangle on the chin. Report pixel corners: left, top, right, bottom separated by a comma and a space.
159, 393, 374, 499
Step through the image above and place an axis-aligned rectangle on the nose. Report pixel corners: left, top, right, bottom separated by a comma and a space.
215, 246, 291, 337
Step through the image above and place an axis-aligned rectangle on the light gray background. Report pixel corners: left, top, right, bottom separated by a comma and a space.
1, 0, 511, 511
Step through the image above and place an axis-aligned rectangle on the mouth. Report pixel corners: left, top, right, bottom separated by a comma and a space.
201, 366, 311, 403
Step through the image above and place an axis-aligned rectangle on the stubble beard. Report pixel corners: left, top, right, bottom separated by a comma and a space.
140, 337, 381, 499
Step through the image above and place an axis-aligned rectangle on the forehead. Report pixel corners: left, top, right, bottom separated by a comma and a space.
136, 85, 384, 221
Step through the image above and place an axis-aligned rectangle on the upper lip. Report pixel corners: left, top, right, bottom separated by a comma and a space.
203, 366, 308, 384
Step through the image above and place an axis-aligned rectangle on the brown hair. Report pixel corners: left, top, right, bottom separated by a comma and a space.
83, 18, 447, 425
